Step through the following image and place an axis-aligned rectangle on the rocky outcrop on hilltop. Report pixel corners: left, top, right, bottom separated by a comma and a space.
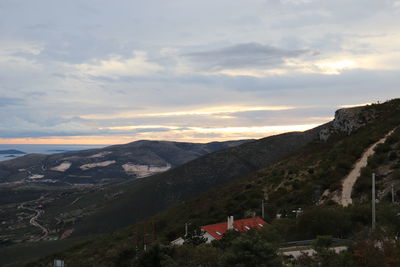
320, 105, 377, 141
332, 106, 376, 134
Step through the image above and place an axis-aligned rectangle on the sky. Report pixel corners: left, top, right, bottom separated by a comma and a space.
0, 0, 399, 144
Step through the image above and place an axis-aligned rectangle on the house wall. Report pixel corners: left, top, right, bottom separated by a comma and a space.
203, 232, 216, 243
171, 237, 185, 246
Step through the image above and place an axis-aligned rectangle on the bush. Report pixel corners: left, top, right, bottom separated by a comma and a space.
375, 143, 391, 154
296, 207, 352, 239
386, 135, 399, 145
392, 170, 400, 180
174, 244, 219, 267
312, 235, 333, 249
389, 152, 398, 161
220, 231, 282, 267
336, 161, 352, 172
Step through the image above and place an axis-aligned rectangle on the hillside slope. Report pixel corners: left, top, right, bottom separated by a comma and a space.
0, 122, 327, 267
67, 125, 325, 237
0, 140, 250, 253
0, 139, 250, 185
25, 99, 400, 267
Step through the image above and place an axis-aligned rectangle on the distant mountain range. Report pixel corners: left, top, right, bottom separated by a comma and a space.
0, 139, 250, 185
0, 149, 26, 155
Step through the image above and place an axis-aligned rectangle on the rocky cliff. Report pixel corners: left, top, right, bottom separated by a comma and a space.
320, 105, 377, 141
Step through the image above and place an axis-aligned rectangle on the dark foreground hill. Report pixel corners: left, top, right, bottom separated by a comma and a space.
68, 124, 326, 237
23, 99, 400, 267
0, 120, 328, 267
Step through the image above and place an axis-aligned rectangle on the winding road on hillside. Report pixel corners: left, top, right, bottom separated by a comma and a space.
340, 129, 395, 207
18, 196, 49, 240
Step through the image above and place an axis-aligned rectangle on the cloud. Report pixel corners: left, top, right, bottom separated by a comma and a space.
81, 105, 295, 120
0, 41, 43, 57
0, 0, 399, 144
77, 51, 163, 78
182, 43, 365, 76
183, 43, 313, 72
0, 97, 23, 107
96, 122, 323, 143
0, 116, 97, 138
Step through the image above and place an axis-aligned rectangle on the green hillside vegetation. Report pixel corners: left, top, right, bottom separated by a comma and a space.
1, 119, 324, 266
144, 100, 400, 242
0, 140, 251, 185
23, 100, 400, 266
0, 139, 252, 251
53, 127, 323, 238
353, 128, 400, 203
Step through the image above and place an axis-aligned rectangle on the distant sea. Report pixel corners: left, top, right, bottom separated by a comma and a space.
0, 144, 107, 162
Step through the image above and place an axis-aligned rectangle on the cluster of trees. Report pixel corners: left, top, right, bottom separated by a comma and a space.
134, 230, 400, 267
289, 233, 400, 267
133, 230, 282, 267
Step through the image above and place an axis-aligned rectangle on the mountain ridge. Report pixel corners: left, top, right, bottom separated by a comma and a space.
21, 99, 400, 267
0, 139, 251, 186
2, 100, 400, 266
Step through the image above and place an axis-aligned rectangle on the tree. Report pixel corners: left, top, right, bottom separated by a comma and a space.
312, 236, 353, 267
353, 232, 400, 267
135, 243, 175, 267
213, 229, 241, 250
184, 232, 207, 246
220, 231, 282, 267
296, 206, 351, 239
174, 244, 219, 267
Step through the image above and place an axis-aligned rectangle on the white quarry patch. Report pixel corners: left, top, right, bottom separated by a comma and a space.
50, 162, 72, 172
88, 151, 112, 158
80, 160, 116, 170
122, 163, 171, 178
29, 174, 44, 179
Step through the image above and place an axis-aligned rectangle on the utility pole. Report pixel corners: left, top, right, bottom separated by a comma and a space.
143, 220, 148, 251
152, 221, 157, 241
372, 173, 376, 230
392, 184, 395, 204
261, 200, 265, 219
185, 223, 188, 237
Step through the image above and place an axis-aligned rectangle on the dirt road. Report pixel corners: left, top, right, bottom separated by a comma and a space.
18, 196, 49, 240
340, 129, 395, 207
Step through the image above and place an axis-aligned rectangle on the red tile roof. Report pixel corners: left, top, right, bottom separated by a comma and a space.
200, 217, 266, 240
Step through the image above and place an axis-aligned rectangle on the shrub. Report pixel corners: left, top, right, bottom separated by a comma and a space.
312, 235, 333, 249
389, 152, 398, 161
296, 207, 351, 239
336, 161, 352, 172
375, 143, 391, 154
220, 231, 282, 267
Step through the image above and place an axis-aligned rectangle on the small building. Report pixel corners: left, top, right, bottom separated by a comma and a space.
200, 216, 266, 243
170, 237, 185, 246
